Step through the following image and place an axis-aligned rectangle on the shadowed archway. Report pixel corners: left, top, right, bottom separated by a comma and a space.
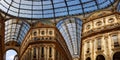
113, 52, 120, 60
96, 55, 105, 60
86, 57, 91, 60
5, 49, 17, 60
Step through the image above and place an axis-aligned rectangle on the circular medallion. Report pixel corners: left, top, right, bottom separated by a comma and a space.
108, 18, 114, 23
96, 21, 102, 26
86, 25, 91, 30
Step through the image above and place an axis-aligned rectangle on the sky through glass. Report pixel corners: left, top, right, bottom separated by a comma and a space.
6, 50, 17, 60
0, 0, 114, 19
56, 17, 82, 58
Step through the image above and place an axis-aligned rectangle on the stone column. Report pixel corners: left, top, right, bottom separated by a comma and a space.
45, 46, 47, 60
47, 46, 49, 60
36, 47, 38, 60
52, 47, 55, 60
92, 40, 94, 60
0, 18, 5, 60
104, 35, 111, 60
38, 47, 40, 60
81, 42, 85, 60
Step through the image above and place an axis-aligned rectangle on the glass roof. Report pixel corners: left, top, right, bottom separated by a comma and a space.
56, 17, 82, 58
5, 19, 30, 44
0, 0, 114, 19
117, 1, 120, 12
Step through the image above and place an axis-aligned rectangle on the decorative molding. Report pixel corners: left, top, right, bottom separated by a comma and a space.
82, 23, 120, 39
85, 53, 91, 57
96, 50, 104, 54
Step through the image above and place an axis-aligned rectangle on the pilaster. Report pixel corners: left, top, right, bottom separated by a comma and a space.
0, 18, 5, 60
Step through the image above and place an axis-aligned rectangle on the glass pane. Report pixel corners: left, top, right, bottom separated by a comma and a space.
56, 17, 82, 57
0, 0, 114, 19
5, 19, 30, 44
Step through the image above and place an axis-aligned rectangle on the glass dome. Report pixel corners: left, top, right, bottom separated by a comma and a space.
0, 0, 114, 19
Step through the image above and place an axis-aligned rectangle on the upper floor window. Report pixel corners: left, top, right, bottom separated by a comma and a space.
86, 42, 90, 53
49, 31, 53, 35
112, 34, 119, 47
33, 31, 37, 36
41, 31, 45, 35
87, 42, 90, 48
97, 38, 101, 50
112, 35, 118, 42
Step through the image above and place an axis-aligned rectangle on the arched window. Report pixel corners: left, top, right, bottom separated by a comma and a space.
113, 52, 120, 60
5, 49, 18, 60
96, 55, 105, 60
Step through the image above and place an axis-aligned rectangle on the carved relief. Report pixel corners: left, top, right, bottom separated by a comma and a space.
96, 21, 102, 26
86, 25, 91, 30
108, 18, 114, 23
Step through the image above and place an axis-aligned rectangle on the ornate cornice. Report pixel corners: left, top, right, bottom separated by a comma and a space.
82, 23, 120, 40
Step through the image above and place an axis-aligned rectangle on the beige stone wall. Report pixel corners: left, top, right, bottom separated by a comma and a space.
21, 44, 56, 60
82, 31, 120, 60
20, 23, 72, 60
81, 14, 120, 60
83, 15, 118, 33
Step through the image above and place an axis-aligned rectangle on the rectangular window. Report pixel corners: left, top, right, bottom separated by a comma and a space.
112, 34, 119, 47
33, 48, 36, 58
97, 38, 101, 50
112, 35, 118, 43
41, 47, 44, 57
33, 31, 37, 36
49, 47, 52, 57
86, 42, 90, 53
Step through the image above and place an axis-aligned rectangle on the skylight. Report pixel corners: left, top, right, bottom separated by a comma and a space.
56, 17, 82, 58
0, 0, 115, 19
5, 19, 30, 44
